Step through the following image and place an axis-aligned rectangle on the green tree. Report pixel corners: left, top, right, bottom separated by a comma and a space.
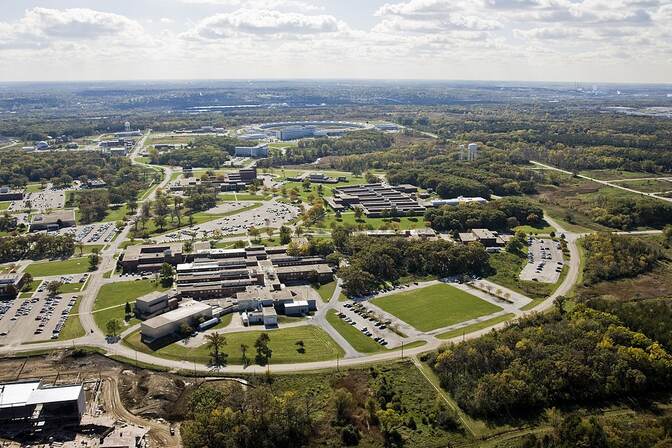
46, 280, 63, 296
88, 252, 100, 271
205, 332, 227, 367
334, 388, 355, 425
159, 262, 174, 287
254, 333, 272, 365
279, 225, 292, 245
106, 318, 123, 337
377, 408, 403, 448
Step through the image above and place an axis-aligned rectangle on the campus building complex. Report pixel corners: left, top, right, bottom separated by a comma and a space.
326, 183, 425, 217
29, 210, 76, 232
234, 143, 269, 158
0, 186, 24, 201
120, 243, 184, 273
0, 273, 27, 300
0, 380, 85, 424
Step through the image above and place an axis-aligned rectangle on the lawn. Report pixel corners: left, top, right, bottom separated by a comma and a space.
218, 193, 271, 201
611, 178, 672, 193
486, 251, 558, 300
93, 279, 168, 331
102, 204, 129, 222
57, 296, 85, 341
371, 284, 502, 332
514, 220, 555, 235
436, 313, 515, 340
326, 310, 385, 353
310, 212, 429, 231
26, 183, 43, 193
313, 281, 337, 302
58, 282, 84, 294
25, 257, 91, 277
0, 201, 9, 211
123, 325, 345, 365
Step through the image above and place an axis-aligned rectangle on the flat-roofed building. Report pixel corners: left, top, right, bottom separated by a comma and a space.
135, 291, 177, 319
120, 243, 184, 273
0, 273, 27, 300
29, 209, 76, 232
0, 380, 85, 423
141, 300, 212, 343
234, 143, 268, 158
458, 228, 506, 249
0, 186, 24, 201
330, 183, 425, 217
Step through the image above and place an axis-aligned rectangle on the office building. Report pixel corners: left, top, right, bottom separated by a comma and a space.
141, 300, 212, 343
0, 273, 27, 300
120, 243, 184, 273
458, 228, 512, 250
327, 183, 425, 217
135, 291, 178, 319
0, 380, 85, 423
29, 210, 76, 232
0, 186, 24, 201
234, 143, 268, 158
429, 197, 488, 207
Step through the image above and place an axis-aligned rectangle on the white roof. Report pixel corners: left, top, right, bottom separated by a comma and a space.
285, 300, 309, 308
26, 385, 82, 405
0, 381, 40, 408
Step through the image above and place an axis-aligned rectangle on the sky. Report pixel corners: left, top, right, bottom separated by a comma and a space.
0, 0, 671, 83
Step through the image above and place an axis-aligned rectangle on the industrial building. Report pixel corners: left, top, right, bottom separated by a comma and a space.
0, 380, 85, 423
237, 286, 316, 327
234, 143, 269, 158
0, 273, 27, 300
360, 228, 437, 239
428, 196, 488, 207
120, 243, 184, 273
141, 300, 212, 343
286, 172, 345, 184
327, 183, 426, 217
176, 246, 334, 300
0, 186, 24, 201
195, 167, 258, 192
135, 291, 178, 319
458, 228, 512, 251
29, 209, 76, 232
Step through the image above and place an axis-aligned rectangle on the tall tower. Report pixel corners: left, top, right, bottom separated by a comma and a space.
459, 144, 466, 161
124, 121, 131, 132
468, 143, 479, 161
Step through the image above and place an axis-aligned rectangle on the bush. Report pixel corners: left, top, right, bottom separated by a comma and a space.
340, 424, 361, 446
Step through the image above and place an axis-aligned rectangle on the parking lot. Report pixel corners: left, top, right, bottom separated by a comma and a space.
60, 222, 117, 243
336, 302, 404, 349
0, 275, 85, 344
8, 187, 66, 212
520, 237, 564, 283
156, 200, 300, 243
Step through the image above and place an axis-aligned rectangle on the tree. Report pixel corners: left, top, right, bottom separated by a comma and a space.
279, 225, 292, 245
376, 408, 403, 447
205, 332, 228, 367
334, 388, 355, 425
159, 262, 174, 287
106, 318, 123, 337
354, 207, 364, 221
140, 202, 151, 229
21, 273, 33, 291
248, 226, 260, 241
240, 343, 249, 367
254, 333, 272, 365
46, 280, 62, 296
88, 252, 100, 271
266, 227, 274, 240
124, 301, 133, 320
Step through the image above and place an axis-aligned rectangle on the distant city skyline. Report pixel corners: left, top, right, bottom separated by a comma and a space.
1, 0, 671, 83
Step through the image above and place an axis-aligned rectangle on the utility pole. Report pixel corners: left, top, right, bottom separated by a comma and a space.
336, 353, 340, 372
401, 341, 404, 360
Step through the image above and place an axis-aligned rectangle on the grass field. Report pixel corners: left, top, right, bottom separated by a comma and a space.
436, 313, 515, 339
0, 201, 9, 211
26, 184, 43, 193
313, 281, 337, 302
579, 169, 665, 180
326, 310, 386, 353
514, 221, 555, 235
371, 284, 502, 332
123, 325, 345, 365
25, 257, 91, 277
57, 296, 85, 341
58, 282, 84, 293
102, 204, 129, 222
218, 193, 272, 201
487, 251, 558, 300
93, 279, 167, 331
610, 178, 672, 193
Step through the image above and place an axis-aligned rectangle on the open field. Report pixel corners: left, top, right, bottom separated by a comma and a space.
371, 284, 502, 332
58, 282, 84, 294
310, 211, 430, 231
123, 325, 345, 365
487, 251, 558, 300
313, 281, 337, 302
25, 257, 91, 277
93, 279, 167, 331
218, 193, 271, 201
146, 135, 195, 146
514, 220, 555, 235
610, 178, 672, 193
57, 296, 85, 341
0, 201, 9, 210
579, 169, 667, 180
326, 310, 386, 353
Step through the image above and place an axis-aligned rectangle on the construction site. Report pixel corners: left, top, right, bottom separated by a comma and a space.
0, 350, 246, 448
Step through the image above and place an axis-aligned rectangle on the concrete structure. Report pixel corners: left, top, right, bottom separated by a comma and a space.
35, 141, 49, 151
135, 291, 177, 320
361, 228, 437, 239
176, 246, 333, 300
85, 179, 107, 189
241, 121, 373, 141
0, 186, 24, 201
120, 243, 184, 273
327, 183, 425, 217
235, 286, 315, 326
114, 130, 143, 138
29, 209, 76, 232
234, 143, 268, 158
196, 167, 258, 192
0, 273, 27, 300
0, 380, 85, 423
460, 143, 480, 161
141, 300, 212, 343
458, 228, 511, 250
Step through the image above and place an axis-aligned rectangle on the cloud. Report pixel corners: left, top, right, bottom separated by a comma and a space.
183, 8, 345, 40
178, 0, 324, 11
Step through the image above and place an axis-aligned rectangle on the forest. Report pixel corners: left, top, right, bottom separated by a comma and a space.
0, 233, 75, 262
425, 198, 543, 233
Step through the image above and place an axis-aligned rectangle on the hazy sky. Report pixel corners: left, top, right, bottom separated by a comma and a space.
1, 0, 671, 83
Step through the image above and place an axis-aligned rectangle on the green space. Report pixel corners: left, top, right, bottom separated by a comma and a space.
102, 204, 129, 222
313, 281, 337, 302
26, 183, 43, 193
514, 220, 555, 235
25, 257, 91, 277
436, 313, 516, 340
0, 201, 9, 211
371, 284, 502, 332
326, 310, 386, 353
487, 250, 558, 301
76, 244, 105, 255
218, 193, 271, 201
310, 212, 429, 231
612, 178, 672, 193
58, 282, 84, 293
579, 169, 665, 180
21, 280, 41, 293
57, 296, 85, 341
123, 325, 345, 365
146, 135, 195, 146
93, 279, 167, 331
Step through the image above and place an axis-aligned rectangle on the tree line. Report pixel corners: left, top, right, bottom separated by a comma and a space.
0, 233, 75, 262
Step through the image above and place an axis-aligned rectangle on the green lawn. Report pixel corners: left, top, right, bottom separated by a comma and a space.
313, 281, 337, 302
93, 279, 168, 331
579, 169, 664, 181
25, 257, 91, 277
123, 325, 345, 365
103, 204, 129, 222
310, 212, 429, 231
26, 184, 43, 193
0, 201, 9, 211
21, 280, 42, 293
326, 310, 386, 353
218, 193, 271, 201
371, 284, 502, 332
58, 282, 84, 294
57, 296, 85, 341
514, 220, 555, 235
436, 313, 515, 339
611, 178, 672, 193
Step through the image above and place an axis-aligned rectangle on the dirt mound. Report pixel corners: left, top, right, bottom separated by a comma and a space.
119, 371, 189, 421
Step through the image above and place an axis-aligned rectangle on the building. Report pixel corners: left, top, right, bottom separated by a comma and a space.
236, 286, 316, 326
29, 210, 76, 232
85, 179, 107, 189
114, 130, 143, 138
202, 167, 258, 192
458, 228, 512, 250
120, 243, 184, 273
0, 380, 85, 423
176, 246, 333, 300
375, 123, 401, 132
327, 183, 425, 217
0, 273, 27, 300
234, 143, 269, 158
35, 141, 49, 151
429, 197, 488, 207
0, 186, 24, 201
135, 291, 178, 320
141, 300, 212, 343
278, 125, 317, 141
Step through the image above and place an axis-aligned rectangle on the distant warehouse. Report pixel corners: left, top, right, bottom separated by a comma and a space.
0, 380, 85, 423
141, 300, 212, 343
327, 183, 425, 218
234, 143, 268, 158
29, 209, 76, 232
